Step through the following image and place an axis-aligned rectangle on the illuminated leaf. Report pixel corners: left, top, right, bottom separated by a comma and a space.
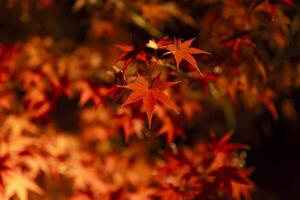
3, 171, 43, 200
166, 38, 209, 74
122, 74, 179, 126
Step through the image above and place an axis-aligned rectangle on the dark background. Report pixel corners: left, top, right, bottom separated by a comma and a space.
1, 1, 300, 199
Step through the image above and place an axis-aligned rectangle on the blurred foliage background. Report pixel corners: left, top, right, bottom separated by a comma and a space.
1, 0, 300, 199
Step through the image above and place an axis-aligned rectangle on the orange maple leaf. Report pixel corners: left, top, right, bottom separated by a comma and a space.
0, 92, 13, 110
3, 171, 42, 200
166, 38, 209, 74
117, 108, 144, 141
114, 40, 149, 71
66, 160, 108, 195
157, 116, 184, 145
76, 81, 102, 106
121, 74, 179, 127
231, 168, 255, 200
210, 167, 249, 198
213, 131, 248, 155
156, 107, 184, 145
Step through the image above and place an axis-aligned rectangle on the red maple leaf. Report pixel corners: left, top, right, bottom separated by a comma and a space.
116, 108, 144, 141
210, 167, 251, 198
211, 131, 248, 156
157, 116, 184, 146
231, 168, 255, 200
222, 37, 255, 56
156, 107, 185, 145
115, 37, 150, 71
121, 74, 179, 127
166, 38, 209, 74
75, 81, 102, 106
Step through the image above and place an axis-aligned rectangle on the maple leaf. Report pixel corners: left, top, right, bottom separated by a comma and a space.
208, 132, 248, 170
19, 71, 46, 90
121, 74, 179, 127
97, 83, 120, 103
3, 171, 43, 200
222, 37, 255, 57
178, 95, 203, 120
166, 38, 209, 74
23, 153, 49, 178
210, 167, 249, 197
23, 89, 52, 119
212, 131, 248, 156
157, 116, 184, 146
2, 115, 39, 136
231, 168, 255, 200
159, 152, 185, 174
115, 37, 150, 71
200, 73, 218, 93
116, 108, 144, 141
66, 161, 108, 195
76, 81, 102, 106
0, 92, 13, 110
156, 152, 202, 199
156, 107, 185, 145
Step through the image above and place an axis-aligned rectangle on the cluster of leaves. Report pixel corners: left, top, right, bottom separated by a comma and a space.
0, 114, 253, 200
0, 32, 252, 200
1, 0, 299, 199
0, 35, 212, 145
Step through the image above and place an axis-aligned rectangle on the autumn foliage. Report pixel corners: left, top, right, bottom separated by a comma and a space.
0, 0, 299, 200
